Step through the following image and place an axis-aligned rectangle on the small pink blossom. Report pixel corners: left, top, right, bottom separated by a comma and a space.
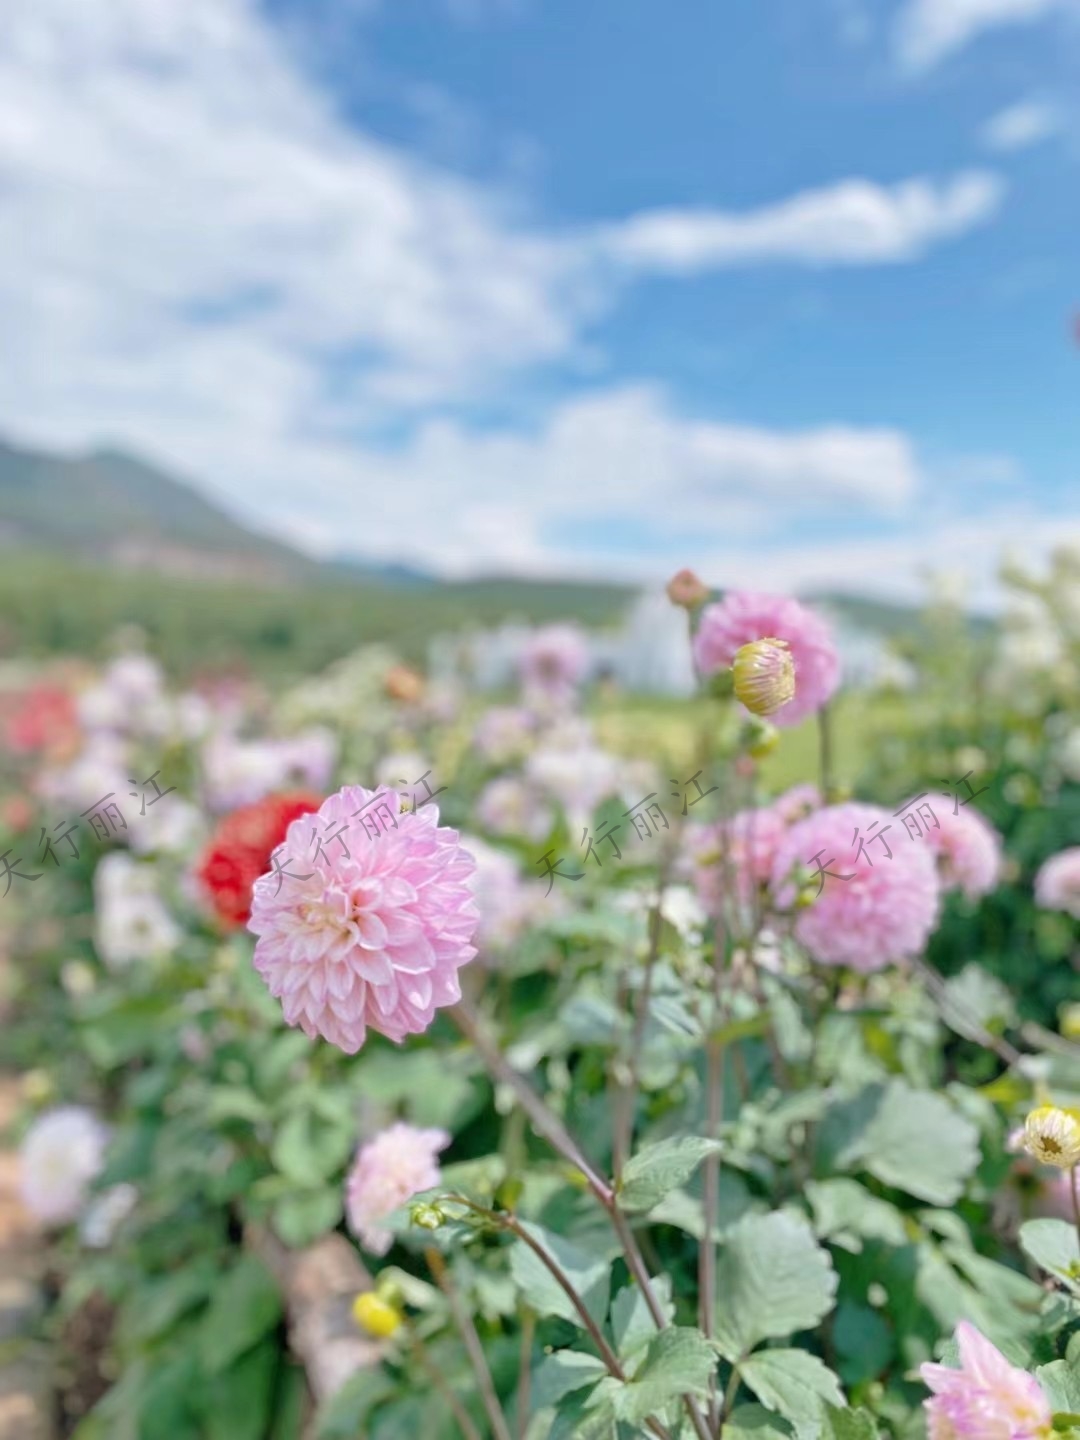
772, 802, 941, 971
247, 785, 479, 1054
1034, 847, 1080, 919
687, 807, 788, 912
921, 1322, 1051, 1440
693, 592, 840, 727
769, 784, 822, 825
519, 624, 590, 704
920, 795, 1003, 900
346, 1122, 450, 1256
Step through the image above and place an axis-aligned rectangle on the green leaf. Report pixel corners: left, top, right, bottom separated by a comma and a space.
611, 1275, 674, 1361
1020, 1221, 1080, 1295
272, 1187, 344, 1247
843, 1081, 980, 1206
198, 1256, 283, 1375
1037, 1360, 1080, 1414
315, 1370, 397, 1439
713, 1212, 839, 1362
819, 1405, 880, 1440
205, 1341, 278, 1440
613, 1327, 716, 1426
271, 1107, 354, 1185
508, 1222, 610, 1330
805, 1179, 908, 1253
531, 1351, 609, 1410
617, 1136, 725, 1214
723, 1403, 794, 1440
739, 1350, 845, 1429
549, 1385, 618, 1440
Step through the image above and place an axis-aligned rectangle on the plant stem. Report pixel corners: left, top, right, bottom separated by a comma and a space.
409, 1329, 485, 1440
425, 1246, 514, 1440
817, 703, 834, 801
449, 1003, 713, 1440
450, 998, 613, 1204
911, 955, 1022, 1067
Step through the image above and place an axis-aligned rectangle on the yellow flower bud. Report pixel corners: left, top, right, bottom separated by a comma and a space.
352, 1291, 403, 1339
1023, 1105, 1080, 1169
1060, 1003, 1080, 1042
732, 639, 795, 718
21, 1070, 54, 1105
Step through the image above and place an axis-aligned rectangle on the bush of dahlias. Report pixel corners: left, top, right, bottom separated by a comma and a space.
4, 578, 1080, 1440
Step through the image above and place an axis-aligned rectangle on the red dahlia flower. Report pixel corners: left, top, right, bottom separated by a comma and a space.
196, 790, 322, 928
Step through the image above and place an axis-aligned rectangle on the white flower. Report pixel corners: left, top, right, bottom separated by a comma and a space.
201, 728, 336, 811
129, 797, 205, 856
37, 734, 130, 814
20, 1107, 108, 1227
94, 854, 181, 969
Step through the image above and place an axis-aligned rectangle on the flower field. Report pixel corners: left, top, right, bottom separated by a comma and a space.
3, 557, 1080, 1440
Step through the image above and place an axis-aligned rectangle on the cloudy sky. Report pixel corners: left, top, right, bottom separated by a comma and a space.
2, 0, 1078, 602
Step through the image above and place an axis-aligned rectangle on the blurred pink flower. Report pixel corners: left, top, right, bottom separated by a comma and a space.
772, 802, 940, 971
519, 624, 590, 704
693, 592, 840, 727
920, 795, 1003, 900
346, 1122, 450, 1256
476, 775, 552, 841
1034, 847, 1080, 919
921, 1322, 1051, 1440
248, 785, 479, 1054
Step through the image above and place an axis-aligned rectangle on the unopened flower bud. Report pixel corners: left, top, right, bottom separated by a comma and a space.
666, 569, 710, 611
732, 638, 796, 718
352, 1291, 403, 1339
1023, 1104, 1080, 1169
1060, 1003, 1080, 1043
410, 1201, 446, 1231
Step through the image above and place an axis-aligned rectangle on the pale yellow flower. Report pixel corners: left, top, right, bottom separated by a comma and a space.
1023, 1105, 1080, 1169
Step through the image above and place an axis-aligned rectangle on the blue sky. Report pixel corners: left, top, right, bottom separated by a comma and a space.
1, 0, 1078, 601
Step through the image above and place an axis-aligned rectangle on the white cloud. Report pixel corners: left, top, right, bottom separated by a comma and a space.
894, 0, 1066, 71
980, 99, 1062, 151
598, 173, 1003, 272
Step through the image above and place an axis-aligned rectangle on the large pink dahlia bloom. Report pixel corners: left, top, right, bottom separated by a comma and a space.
693, 592, 840, 727
921, 1322, 1051, 1440
248, 785, 479, 1053
772, 801, 940, 971
346, 1122, 450, 1256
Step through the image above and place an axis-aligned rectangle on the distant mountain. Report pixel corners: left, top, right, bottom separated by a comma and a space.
0, 438, 312, 582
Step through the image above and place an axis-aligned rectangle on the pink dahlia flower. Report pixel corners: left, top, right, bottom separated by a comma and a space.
772, 802, 940, 971
693, 592, 840, 727
1034, 847, 1080, 919
247, 785, 479, 1054
346, 1122, 450, 1256
919, 795, 1003, 901
921, 1322, 1051, 1440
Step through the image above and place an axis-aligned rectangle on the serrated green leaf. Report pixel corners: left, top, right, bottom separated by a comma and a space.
739, 1350, 844, 1428
845, 1081, 980, 1206
272, 1187, 343, 1247
1037, 1360, 1080, 1414
713, 1212, 838, 1361
611, 1274, 674, 1361
509, 1222, 610, 1330
819, 1404, 879, 1440
1021, 1221, 1080, 1295
805, 1179, 908, 1253
614, 1326, 716, 1426
531, 1351, 608, 1410
618, 1136, 725, 1214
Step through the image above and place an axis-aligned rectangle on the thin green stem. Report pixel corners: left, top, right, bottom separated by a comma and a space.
426, 1246, 513, 1440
